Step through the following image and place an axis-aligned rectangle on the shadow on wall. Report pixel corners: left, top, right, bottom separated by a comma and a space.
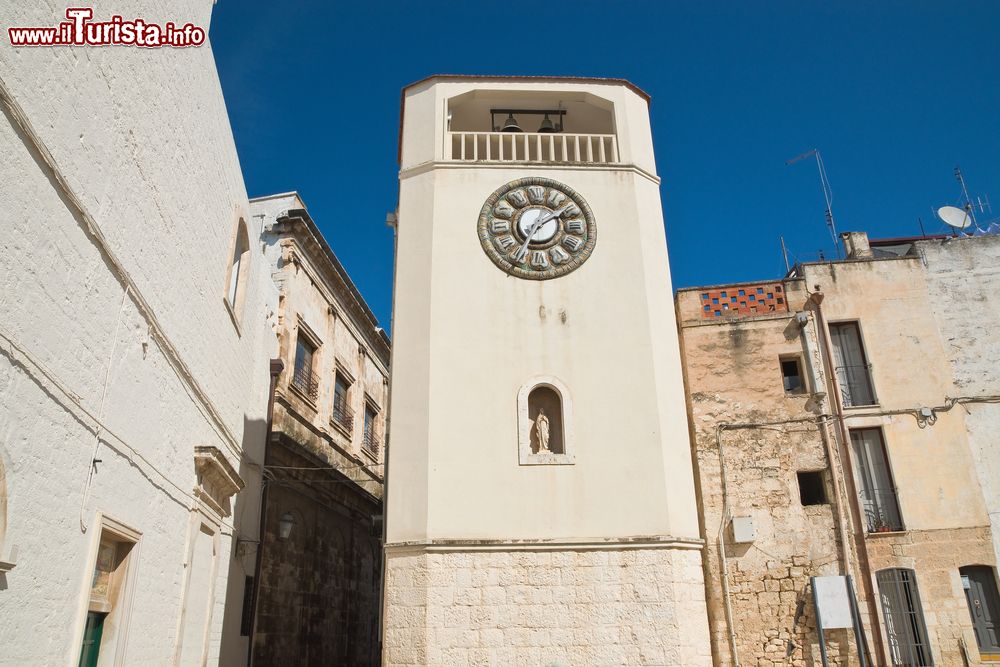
218, 413, 269, 667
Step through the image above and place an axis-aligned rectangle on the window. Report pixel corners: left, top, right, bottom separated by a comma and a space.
362, 403, 380, 458
851, 428, 902, 532
225, 220, 250, 317
781, 357, 805, 394
797, 471, 827, 505
829, 322, 876, 406
331, 372, 354, 434
240, 576, 255, 637
877, 568, 933, 666
291, 334, 319, 401
960, 565, 1000, 656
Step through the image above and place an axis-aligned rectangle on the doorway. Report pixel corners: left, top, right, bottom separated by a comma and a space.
960, 565, 1000, 657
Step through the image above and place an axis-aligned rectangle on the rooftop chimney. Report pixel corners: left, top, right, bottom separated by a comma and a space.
840, 231, 873, 259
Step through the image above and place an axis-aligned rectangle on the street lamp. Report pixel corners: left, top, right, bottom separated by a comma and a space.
278, 512, 295, 541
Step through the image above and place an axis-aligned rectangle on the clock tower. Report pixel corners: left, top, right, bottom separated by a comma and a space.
384, 76, 711, 665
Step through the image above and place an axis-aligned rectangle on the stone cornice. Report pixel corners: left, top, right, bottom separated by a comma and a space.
194, 446, 244, 517
385, 535, 705, 553
272, 210, 391, 367
398, 160, 661, 186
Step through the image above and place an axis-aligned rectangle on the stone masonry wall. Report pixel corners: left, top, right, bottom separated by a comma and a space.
383, 547, 712, 666
866, 526, 995, 666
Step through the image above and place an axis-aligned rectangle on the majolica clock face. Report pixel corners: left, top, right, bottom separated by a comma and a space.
478, 178, 596, 280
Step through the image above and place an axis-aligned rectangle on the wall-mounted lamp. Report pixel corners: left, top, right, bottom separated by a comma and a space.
278, 512, 296, 541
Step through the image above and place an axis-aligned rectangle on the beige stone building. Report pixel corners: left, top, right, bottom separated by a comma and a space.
678, 231, 1000, 666
246, 192, 390, 664
384, 75, 711, 665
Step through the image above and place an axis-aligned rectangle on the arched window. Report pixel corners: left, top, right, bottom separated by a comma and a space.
225, 219, 250, 318
517, 376, 574, 465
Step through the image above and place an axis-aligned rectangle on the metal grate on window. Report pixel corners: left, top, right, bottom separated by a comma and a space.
876, 568, 934, 666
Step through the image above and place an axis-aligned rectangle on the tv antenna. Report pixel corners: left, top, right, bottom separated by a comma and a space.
787, 148, 841, 258
954, 165, 978, 227
936, 166, 993, 235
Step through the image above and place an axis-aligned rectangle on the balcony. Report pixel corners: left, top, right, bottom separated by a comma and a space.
445, 92, 618, 166
362, 426, 381, 460
330, 396, 354, 436
835, 363, 877, 407
447, 131, 618, 164
290, 365, 319, 402
862, 489, 903, 533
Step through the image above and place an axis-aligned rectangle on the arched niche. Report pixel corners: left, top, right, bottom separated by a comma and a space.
517, 376, 574, 466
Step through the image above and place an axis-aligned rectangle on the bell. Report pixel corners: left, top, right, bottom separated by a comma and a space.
538, 114, 556, 133
501, 113, 522, 132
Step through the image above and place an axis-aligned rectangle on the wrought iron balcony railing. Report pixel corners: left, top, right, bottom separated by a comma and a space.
290, 365, 319, 401
330, 396, 354, 435
861, 489, 903, 533
835, 363, 877, 407
362, 426, 381, 459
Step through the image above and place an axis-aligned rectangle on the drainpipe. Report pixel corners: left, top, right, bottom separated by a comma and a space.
246, 358, 284, 667
796, 311, 852, 575
714, 425, 741, 667
809, 290, 886, 667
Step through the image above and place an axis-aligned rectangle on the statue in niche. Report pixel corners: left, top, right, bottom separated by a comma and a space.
534, 408, 550, 453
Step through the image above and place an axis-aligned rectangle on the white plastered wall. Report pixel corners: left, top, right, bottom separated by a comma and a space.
0, 1, 276, 665
388, 78, 699, 545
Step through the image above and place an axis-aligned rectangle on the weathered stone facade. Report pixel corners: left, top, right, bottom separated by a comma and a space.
679, 233, 1000, 666
248, 193, 389, 665
384, 546, 711, 666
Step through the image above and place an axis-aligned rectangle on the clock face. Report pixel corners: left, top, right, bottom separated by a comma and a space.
478, 177, 596, 280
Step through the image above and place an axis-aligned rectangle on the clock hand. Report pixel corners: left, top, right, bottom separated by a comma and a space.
515, 205, 569, 260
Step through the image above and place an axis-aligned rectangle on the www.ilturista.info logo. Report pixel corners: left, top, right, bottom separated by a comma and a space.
7, 8, 206, 47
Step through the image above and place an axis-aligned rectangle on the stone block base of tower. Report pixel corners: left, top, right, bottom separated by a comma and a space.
382, 543, 712, 666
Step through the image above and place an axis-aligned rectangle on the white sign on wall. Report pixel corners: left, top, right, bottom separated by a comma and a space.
813, 576, 854, 629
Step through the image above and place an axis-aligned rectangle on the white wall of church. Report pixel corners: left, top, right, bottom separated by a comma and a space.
0, 2, 275, 665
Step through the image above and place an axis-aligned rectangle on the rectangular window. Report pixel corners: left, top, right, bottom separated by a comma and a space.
291, 335, 319, 401
829, 322, 876, 406
877, 568, 933, 666
781, 357, 805, 394
331, 372, 354, 434
240, 576, 255, 637
362, 404, 380, 458
797, 471, 827, 505
851, 428, 902, 532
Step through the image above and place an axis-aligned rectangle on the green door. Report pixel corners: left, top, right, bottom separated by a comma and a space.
961, 566, 1000, 656
78, 612, 106, 667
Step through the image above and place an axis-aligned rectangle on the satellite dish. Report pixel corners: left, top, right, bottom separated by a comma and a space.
937, 205, 972, 229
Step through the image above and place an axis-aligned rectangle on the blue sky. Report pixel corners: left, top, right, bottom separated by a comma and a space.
209, 1, 999, 331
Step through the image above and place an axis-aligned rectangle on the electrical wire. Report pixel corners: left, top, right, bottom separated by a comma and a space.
0, 325, 236, 533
